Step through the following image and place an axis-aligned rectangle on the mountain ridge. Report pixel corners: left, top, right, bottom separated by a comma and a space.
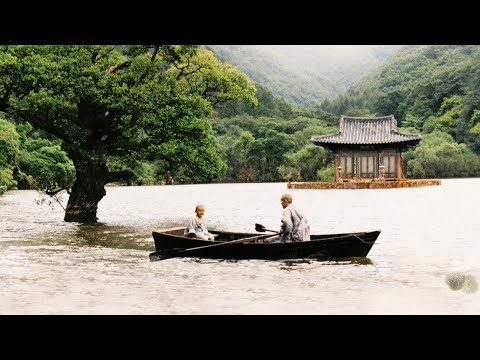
209, 45, 402, 105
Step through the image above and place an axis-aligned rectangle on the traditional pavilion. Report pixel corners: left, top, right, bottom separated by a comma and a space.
286, 114, 440, 189
311, 115, 421, 181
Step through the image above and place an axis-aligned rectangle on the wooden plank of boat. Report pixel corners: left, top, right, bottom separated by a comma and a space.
149, 227, 381, 262
150, 233, 272, 261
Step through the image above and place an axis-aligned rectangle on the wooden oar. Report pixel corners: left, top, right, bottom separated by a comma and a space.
255, 223, 279, 234
150, 233, 270, 261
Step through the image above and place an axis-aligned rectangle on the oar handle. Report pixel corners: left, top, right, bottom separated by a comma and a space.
181, 234, 269, 252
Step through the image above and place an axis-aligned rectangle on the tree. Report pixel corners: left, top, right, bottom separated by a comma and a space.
283, 144, 326, 181
231, 132, 256, 182
214, 84, 294, 119
256, 130, 296, 181
0, 45, 256, 222
0, 116, 19, 194
406, 131, 480, 178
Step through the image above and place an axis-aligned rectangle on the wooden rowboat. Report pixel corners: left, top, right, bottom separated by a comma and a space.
149, 227, 380, 261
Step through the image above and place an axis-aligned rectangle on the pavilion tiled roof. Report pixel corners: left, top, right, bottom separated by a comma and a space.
311, 115, 422, 147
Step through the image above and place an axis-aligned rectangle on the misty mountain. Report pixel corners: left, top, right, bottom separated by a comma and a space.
208, 45, 402, 106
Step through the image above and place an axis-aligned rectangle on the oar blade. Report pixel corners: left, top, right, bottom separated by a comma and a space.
255, 223, 266, 232
149, 250, 180, 262
149, 252, 167, 262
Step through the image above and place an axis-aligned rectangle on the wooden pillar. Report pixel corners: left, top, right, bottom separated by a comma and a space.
353, 153, 357, 179
335, 155, 340, 182
396, 152, 402, 179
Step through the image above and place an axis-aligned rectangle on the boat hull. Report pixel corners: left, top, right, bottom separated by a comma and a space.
149, 227, 380, 261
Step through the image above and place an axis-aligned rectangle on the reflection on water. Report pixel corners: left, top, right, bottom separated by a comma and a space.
278, 257, 373, 268
72, 224, 152, 251
1, 179, 480, 314
318, 257, 374, 266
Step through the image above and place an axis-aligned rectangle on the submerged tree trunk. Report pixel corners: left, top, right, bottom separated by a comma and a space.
64, 157, 108, 223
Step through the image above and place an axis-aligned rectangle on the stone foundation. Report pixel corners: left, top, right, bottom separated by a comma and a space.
287, 179, 441, 190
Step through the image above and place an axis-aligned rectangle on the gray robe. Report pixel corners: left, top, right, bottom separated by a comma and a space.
184, 216, 214, 241
266, 204, 310, 243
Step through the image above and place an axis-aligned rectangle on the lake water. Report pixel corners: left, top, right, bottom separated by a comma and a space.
0, 179, 479, 314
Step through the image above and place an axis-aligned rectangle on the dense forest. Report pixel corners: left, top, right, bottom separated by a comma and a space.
2, 45, 480, 212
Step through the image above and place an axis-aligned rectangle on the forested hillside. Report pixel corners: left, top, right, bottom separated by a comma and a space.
209, 45, 401, 106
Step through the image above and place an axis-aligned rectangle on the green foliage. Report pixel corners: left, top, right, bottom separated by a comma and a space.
283, 144, 326, 181
149, 118, 227, 183
213, 113, 335, 182
0, 117, 19, 168
470, 109, 480, 127
421, 95, 464, 137
319, 90, 376, 118
277, 165, 297, 181
295, 106, 340, 126
402, 113, 422, 130
324, 46, 471, 120
422, 115, 456, 135
290, 123, 338, 148
11, 121, 75, 193
0, 115, 76, 195
214, 84, 293, 119
107, 158, 158, 185
171, 47, 257, 109
231, 131, 256, 182
317, 164, 335, 181
0, 168, 15, 195
344, 108, 376, 117
214, 114, 335, 142
406, 131, 480, 178
17, 143, 76, 194
0, 45, 258, 221
470, 123, 480, 136
0, 46, 255, 190
0, 116, 19, 194
210, 45, 401, 106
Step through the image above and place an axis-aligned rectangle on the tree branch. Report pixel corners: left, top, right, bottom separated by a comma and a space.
135, 46, 161, 84
106, 61, 130, 74
175, 55, 203, 81
45, 186, 71, 197
151, 45, 160, 62
27, 112, 70, 144
99, 46, 118, 59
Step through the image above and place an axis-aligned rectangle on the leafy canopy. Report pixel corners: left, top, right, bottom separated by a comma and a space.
0, 45, 257, 186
